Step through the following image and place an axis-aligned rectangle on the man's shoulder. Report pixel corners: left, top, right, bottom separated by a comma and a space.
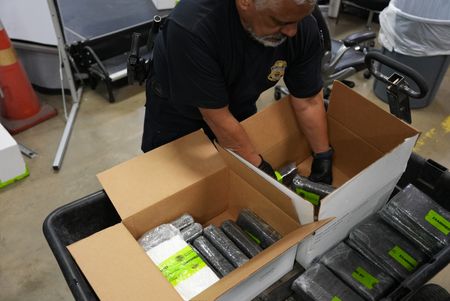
169, 0, 228, 33
297, 15, 319, 35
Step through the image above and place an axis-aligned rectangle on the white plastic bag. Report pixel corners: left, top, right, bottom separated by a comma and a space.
379, 0, 450, 56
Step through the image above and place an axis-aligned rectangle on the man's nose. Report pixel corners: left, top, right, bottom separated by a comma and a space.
280, 23, 297, 37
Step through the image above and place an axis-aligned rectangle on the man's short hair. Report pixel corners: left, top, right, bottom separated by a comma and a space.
255, 0, 317, 10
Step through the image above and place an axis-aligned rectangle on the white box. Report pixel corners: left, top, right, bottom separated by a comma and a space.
217, 81, 420, 267
0, 124, 28, 188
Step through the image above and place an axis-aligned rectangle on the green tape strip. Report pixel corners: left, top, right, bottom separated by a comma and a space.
0, 166, 29, 189
331, 296, 342, 301
158, 245, 206, 286
295, 188, 320, 206
245, 230, 261, 245
389, 245, 417, 272
274, 171, 283, 183
425, 209, 450, 235
352, 267, 379, 290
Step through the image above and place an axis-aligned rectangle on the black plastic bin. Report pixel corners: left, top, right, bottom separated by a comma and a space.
43, 190, 120, 301
43, 153, 450, 301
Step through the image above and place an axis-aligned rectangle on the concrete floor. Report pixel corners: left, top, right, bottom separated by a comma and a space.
1, 13, 449, 301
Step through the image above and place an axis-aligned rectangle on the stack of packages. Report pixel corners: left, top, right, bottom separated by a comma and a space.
379, 184, 450, 256
276, 163, 335, 220
138, 209, 282, 300
291, 183, 450, 301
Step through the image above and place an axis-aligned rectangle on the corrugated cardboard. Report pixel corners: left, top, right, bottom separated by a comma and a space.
218, 81, 419, 266
69, 130, 331, 301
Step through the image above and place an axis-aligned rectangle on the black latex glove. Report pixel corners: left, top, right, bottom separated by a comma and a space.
258, 155, 276, 179
309, 147, 334, 185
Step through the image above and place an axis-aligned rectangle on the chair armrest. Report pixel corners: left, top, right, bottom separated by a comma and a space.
343, 31, 376, 47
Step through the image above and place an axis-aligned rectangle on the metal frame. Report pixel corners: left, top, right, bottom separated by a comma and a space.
341, 0, 384, 29
47, 0, 83, 170
46, 1, 170, 169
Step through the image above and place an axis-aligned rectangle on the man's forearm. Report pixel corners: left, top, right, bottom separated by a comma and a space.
289, 91, 330, 153
200, 107, 261, 166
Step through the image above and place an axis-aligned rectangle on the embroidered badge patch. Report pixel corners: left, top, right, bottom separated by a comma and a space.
268, 60, 287, 81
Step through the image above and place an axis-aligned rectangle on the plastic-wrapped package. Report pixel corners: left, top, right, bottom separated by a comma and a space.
221, 220, 262, 258
170, 213, 195, 230
203, 225, 249, 267
181, 223, 203, 243
275, 162, 298, 186
254, 263, 304, 301
320, 242, 396, 301
347, 215, 427, 281
379, 184, 450, 256
190, 243, 221, 278
236, 209, 282, 249
193, 236, 235, 277
291, 174, 335, 202
138, 224, 181, 252
144, 233, 219, 300
291, 263, 364, 301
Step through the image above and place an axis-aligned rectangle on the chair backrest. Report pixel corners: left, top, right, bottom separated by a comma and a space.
311, 5, 332, 53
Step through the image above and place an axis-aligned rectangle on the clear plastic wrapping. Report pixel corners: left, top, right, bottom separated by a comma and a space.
291, 263, 364, 301
193, 236, 235, 277
221, 220, 262, 258
379, 184, 450, 256
236, 209, 282, 249
379, 0, 450, 56
170, 213, 195, 230
291, 175, 335, 200
276, 162, 298, 186
138, 224, 181, 252
203, 225, 249, 267
181, 223, 203, 243
320, 242, 396, 301
347, 215, 427, 281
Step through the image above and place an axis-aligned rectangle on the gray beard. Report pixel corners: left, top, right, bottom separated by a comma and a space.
245, 26, 287, 47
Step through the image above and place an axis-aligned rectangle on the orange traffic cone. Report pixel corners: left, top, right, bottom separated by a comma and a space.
0, 19, 57, 134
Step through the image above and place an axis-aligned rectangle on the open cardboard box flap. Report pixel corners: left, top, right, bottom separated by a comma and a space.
215, 141, 299, 221
68, 223, 182, 301
97, 130, 225, 220
239, 81, 419, 172
327, 82, 419, 154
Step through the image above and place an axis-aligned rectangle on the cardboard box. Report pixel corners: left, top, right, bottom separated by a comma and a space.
0, 123, 28, 188
217, 82, 420, 267
68, 131, 330, 301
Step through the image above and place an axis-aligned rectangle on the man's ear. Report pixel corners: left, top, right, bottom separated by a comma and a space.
236, 0, 254, 11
